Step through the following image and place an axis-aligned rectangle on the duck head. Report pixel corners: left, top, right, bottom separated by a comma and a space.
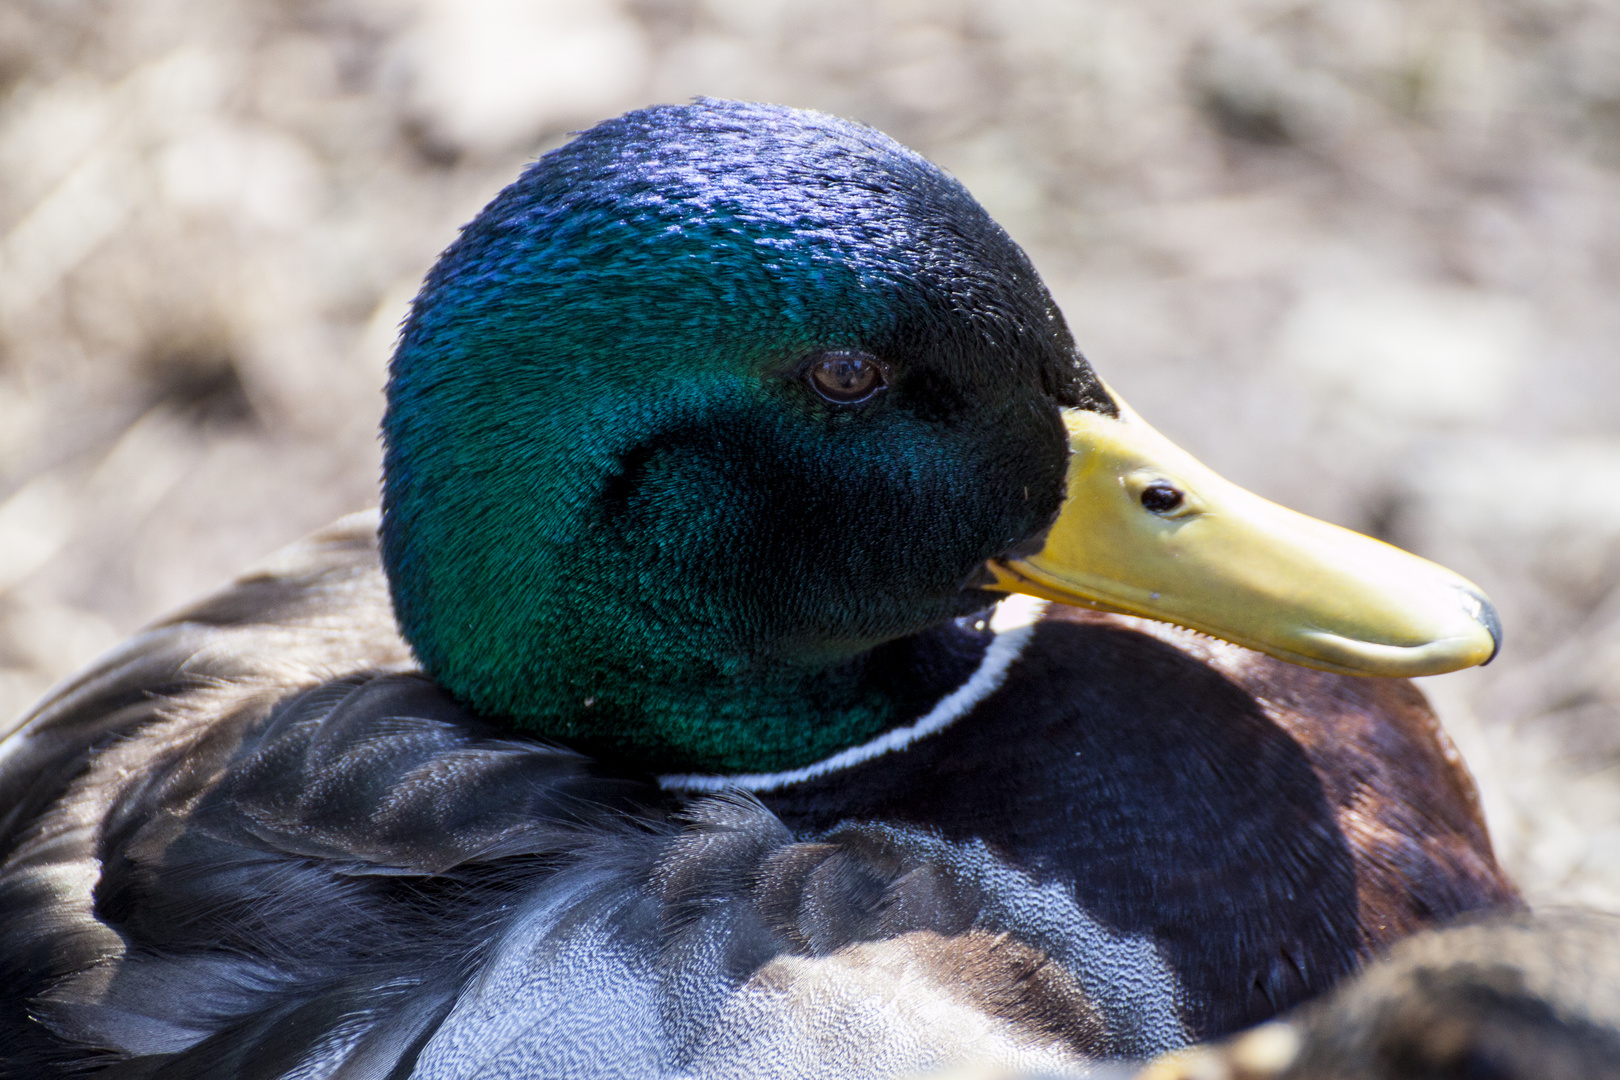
382, 100, 1498, 774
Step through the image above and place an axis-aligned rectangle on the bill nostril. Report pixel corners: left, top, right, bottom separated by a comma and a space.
1141, 482, 1184, 514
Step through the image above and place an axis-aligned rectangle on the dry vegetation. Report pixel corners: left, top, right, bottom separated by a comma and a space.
1, 0, 1617, 906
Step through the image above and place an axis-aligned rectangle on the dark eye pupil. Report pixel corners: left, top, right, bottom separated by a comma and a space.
809, 352, 884, 403
1141, 483, 1184, 513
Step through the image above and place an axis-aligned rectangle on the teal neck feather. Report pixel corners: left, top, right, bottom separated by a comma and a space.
380, 101, 1100, 773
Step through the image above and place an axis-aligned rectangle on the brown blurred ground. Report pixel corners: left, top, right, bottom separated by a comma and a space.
0, 0, 1616, 907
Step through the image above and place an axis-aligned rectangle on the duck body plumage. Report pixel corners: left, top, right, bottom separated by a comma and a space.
0, 514, 1514, 1077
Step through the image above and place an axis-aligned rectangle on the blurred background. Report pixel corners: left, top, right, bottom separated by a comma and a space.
0, 0, 1616, 908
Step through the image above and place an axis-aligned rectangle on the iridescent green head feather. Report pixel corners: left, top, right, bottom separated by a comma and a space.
381, 100, 1104, 772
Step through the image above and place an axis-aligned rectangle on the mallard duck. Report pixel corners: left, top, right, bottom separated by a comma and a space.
1137, 908, 1620, 1080
0, 100, 1515, 1078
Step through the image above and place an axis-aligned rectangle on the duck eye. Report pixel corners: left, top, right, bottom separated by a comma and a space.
1141, 483, 1184, 514
807, 351, 886, 404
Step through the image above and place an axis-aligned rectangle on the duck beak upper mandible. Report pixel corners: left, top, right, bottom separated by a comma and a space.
984, 391, 1501, 677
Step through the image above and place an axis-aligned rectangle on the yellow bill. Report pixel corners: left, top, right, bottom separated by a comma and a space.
986, 392, 1501, 677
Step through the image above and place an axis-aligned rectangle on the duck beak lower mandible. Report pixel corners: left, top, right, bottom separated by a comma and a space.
984, 391, 1501, 677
